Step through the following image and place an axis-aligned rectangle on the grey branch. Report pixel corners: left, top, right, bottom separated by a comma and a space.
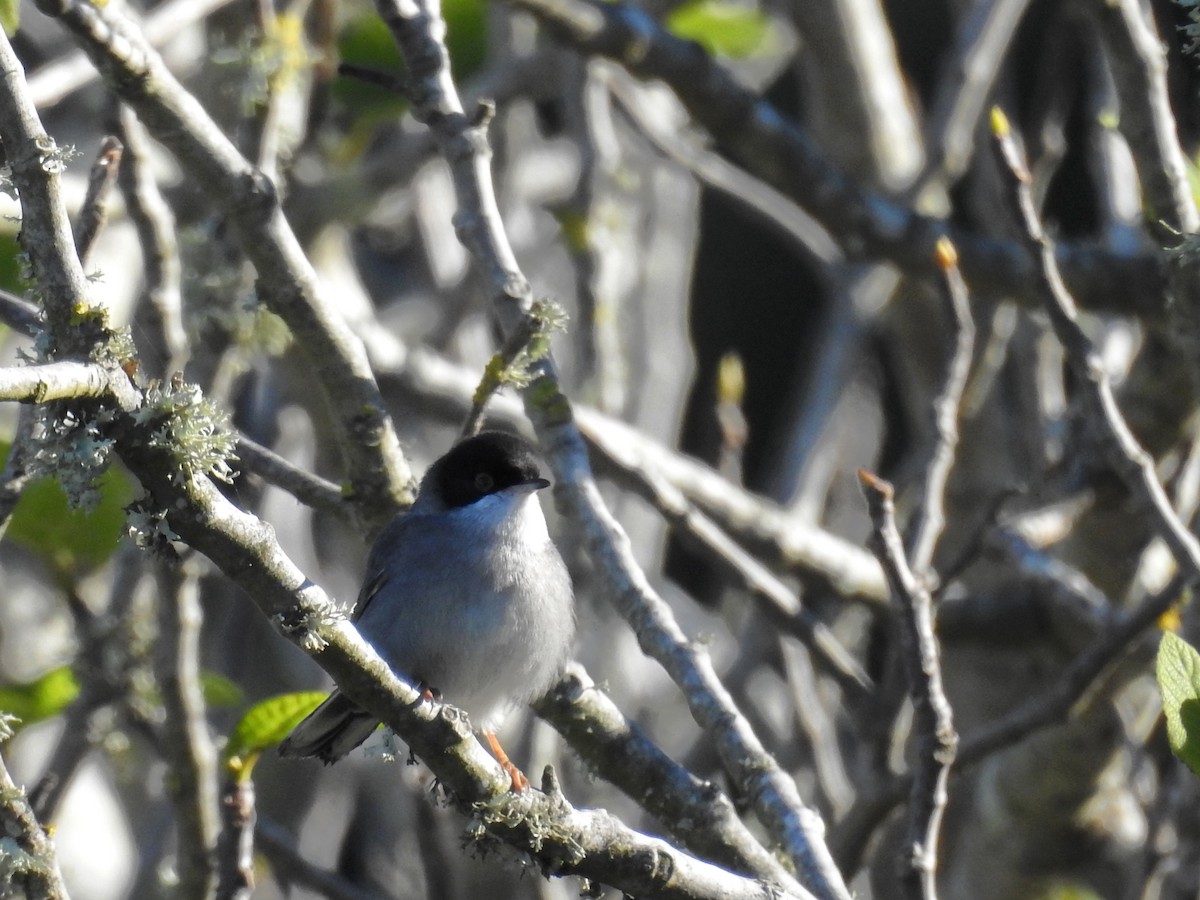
906, 239, 976, 577
235, 434, 348, 514
116, 106, 188, 378
992, 112, 1200, 584
586, 436, 872, 695
536, 663, 814, 897
153, 562, 220, 899
861, 471, 957, 900
27, 0, 238, 109
73, 134, 122, 267
0, 27, 94, 346
1094, 0, 1200, 235
0, 360, 139, 409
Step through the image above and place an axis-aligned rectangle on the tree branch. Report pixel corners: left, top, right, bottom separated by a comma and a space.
0, 360, 139, 409
860, 471, 956, 900
992, 108, 1200, 583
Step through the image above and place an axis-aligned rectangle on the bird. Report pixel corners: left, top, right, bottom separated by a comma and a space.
279, 430, 575, 790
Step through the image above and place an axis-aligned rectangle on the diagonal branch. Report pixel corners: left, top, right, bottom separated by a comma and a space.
992, 108, 1200, 583
860, 471, 956, 900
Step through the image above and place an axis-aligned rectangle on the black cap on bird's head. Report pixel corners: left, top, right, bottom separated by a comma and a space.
424, 431, 549, 509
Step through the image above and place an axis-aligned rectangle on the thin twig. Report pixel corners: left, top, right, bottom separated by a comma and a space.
0, 288, 44, 337
73, 135, 122, 267
588, 436, 872, 695
235, 433, 347, 513
599, 65, 842, 267
153, 561, 220, 899
255, 817, 391, 900
337, 61, 406, 93
991, 107, 1200, 583
906, 237, 976, 577
116, 105, 187, 379
860, 470, 956, 900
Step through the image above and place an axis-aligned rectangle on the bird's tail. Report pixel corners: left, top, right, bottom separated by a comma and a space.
278, 690, 379, 763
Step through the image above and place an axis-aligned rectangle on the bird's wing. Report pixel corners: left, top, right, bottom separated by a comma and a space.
351, 511, 418, 622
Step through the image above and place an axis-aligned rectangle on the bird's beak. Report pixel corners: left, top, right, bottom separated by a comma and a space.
521, 478, 551, 492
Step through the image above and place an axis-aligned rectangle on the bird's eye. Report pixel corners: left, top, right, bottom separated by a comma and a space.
474, 472, 495, 492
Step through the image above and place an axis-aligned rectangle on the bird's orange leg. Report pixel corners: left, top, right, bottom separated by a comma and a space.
484, 731, 529, 792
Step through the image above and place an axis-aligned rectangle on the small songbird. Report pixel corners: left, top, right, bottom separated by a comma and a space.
279, 431, 575, 790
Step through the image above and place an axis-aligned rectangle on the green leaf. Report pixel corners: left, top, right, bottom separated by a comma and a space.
226, 691, 328, 763
2, 445, 136, 575
666, 0, 776, 59
0, 0, 17, 39
0, 229, 26, 295
443, 0, 488, 82
335, 14, 408, 124
200, 672, 245, 709
0, 666, 80, 728
335, 1, 487, 130
1156, 631, 1200, 776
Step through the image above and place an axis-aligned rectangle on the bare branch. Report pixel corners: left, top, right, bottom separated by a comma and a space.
536, 663, 812, 897
1094, 0, 1200, 234
116, 106, 187, 378
235, 433, 347, 514
992, 108, 1200, 583
0, 360, 138, 408
0, 28, 93, 345
27, 0, 238, 109
73, 135, 122, 267
906, 238, 976, 577
153, 562, 219, 899
860, 471, 956, 900
587, 436, 872, 695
